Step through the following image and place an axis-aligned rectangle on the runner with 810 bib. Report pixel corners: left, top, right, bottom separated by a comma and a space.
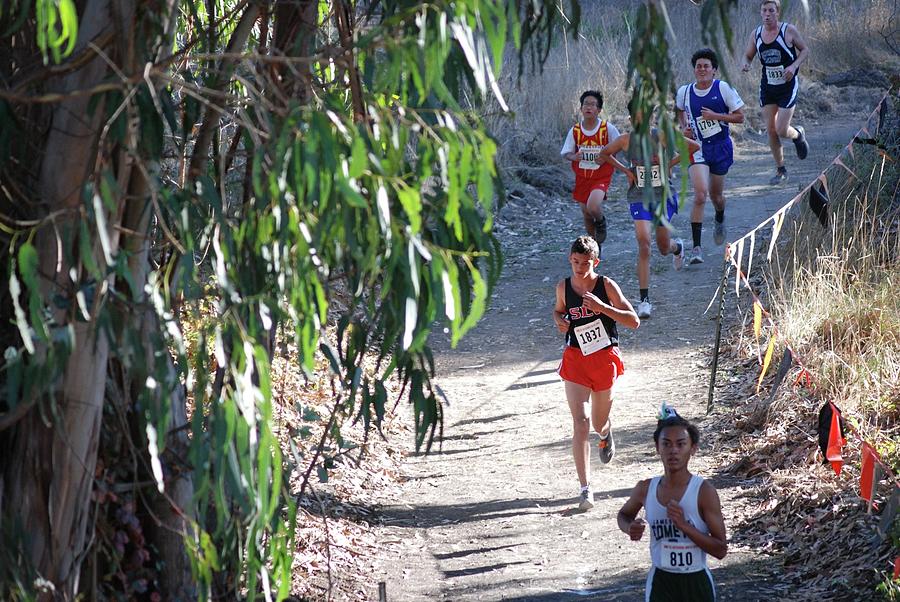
617, 405, 728, 602
553, 236, 639, 511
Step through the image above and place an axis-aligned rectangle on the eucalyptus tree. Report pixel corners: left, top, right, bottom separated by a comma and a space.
0, 0, 739, 598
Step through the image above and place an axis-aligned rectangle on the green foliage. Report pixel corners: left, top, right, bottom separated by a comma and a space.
0, 0, 754, 599
30, 0, 78, 64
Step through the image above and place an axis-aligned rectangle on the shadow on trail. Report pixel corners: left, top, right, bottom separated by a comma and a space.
381, 496, 572, 529
434, 543, 527, 560
451, 411, 545, 428
428, 555, 782, 601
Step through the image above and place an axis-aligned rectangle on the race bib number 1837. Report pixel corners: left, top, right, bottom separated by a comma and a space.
573, 320, 611, 356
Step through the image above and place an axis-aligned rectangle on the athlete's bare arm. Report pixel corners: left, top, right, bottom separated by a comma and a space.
618, 479, 650, 540
783, 24, 809, 81
700, 105, 745, 125
667, 136, 701, 171
553, 280, 569, 333
668, 481, 728, 560
580, 276, 639, 329
599, 134, 635, 184
741, 33, 757, 71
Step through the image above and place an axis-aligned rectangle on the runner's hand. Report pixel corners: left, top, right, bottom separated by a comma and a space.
741, 61, 751, 72
784, 66, 796, 82
700, 107, 719, 121
666, 500, 687, 530
682, 126, 695, 139
628, 517, 646, 541
555, 315, 569, 333
582, 292, 606, 313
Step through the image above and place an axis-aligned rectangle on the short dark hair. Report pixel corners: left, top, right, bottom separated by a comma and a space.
691, 48, 718, 70
580, 90, 603, 109
653, 416, 700, 445
570, 235, 599, 259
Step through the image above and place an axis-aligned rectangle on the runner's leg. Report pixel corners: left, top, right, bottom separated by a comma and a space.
654, 222, 675, 256
763, 104, 783, 167
565, 380, 593, 487
775, 105, 798, 141
709, 173, 726, 214
634, 219, 652, 291
590, 388, 612, 438
689, 163, 709, 226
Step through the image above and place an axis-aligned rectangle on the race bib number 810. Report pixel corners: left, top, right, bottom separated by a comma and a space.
573, 320, 611, 356
661, 541, 699, 574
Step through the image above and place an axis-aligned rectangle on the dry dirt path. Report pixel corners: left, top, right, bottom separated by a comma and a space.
372, 95, 881, 601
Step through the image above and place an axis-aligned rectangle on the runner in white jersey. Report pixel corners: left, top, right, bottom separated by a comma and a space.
676, 48, 744, 263
618, 406, 727, 601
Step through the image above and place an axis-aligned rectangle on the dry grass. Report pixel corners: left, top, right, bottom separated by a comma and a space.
710, 98, 900, 597
488, 0, 899, 171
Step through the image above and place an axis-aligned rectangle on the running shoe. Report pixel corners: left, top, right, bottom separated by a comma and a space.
579, 486, 594, 511
713, 218, 726, 246
793, 126, 809, 160
689, 246, 705, 265
637, 300, 652, 319
673, 238, 685, 271
598, 427, 615, 464
769, 166, 788, 185
593, 214, 608, 245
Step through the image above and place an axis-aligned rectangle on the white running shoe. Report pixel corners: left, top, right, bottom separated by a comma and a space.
637, 300, 652, 319
673, 239, 685, 271
689, 246, 705, 265
579, 486, 594, 511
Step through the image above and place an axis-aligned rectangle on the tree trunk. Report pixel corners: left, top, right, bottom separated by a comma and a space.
0, 0, 125, 595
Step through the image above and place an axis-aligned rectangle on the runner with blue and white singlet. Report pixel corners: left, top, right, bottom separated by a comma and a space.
676, 48, 744, 264
742, 0, 810, 185
618, 406, 728, 602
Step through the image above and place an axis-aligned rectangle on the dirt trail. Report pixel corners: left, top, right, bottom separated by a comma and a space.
372, 96, 881, 601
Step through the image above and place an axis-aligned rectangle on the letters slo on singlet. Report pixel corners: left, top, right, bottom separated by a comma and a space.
578, 144, 603, 170
635, 165, 663, 188
572, 319, 611, 356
